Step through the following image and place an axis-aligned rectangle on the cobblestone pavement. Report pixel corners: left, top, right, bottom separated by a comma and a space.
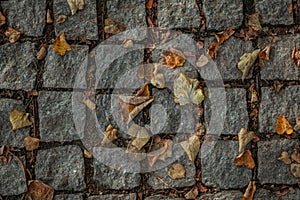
0, 0, 300, 199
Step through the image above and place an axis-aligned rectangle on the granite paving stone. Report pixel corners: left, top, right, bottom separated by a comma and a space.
54, 194, 83, 200
254, 188, 300, 200
145, 196, 184, 200
88, 193, 137, 200
203, 0, 244, 31
0, 155, 26, 196
204, 88, 249, 135
35, 145, 86, 191
258, 35, 300, 80
259, 86, 300, 133
157, 0, 200, 28
53, 0, 98, 40
44, 45, 89, 89
0, 42, 37, 90
201, 140, 252, 189
257, 139, 300, 185
255, 0, 294, 25
0, 99, 30, 148
199, 190, 244, 200
0, 0, 46, 37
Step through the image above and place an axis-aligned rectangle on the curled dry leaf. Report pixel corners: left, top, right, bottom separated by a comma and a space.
67, 0, 85, 15
276, 115, 293, 135
83, 149, 93, 158
53, 32, 72, 56
292, 45, 300, 67
10, 110, 33, 131
273, 80, 284, 93
242, 181, 256, 200
238, 128, 259, 153
196, 55, 209, 67
146, 0, 154, 9
104, 18, 121, 34
37, 46, 47, 60
121, 39, 134, 48
26, 180, 54, 200
150, 63, 165, 89
238, 49, 260, 81
174, 71, 205, 106
291, 153, 300, 164
290, 163, 300, 178
46, 9, 53, 24
128, 124, 150, 150
249, 84, 258, 103
162, 47, 186, 69
278, 151, 292, 164
5, 27, 21, 43
259, 44, 271, 61
56, 15, 68, 24
101, 124, 118, 145
234, 150, 255, 169
185, 187, 199, 199
180, 135, 200, 162
246, 13, 262, 32
168, 163, 186, 180
0, 10, 6, 28
215, 27, 235, 45
294, 116, 300, 131
207, 41, 219, 59
24, 136, 40, 151
83, 99, 96, 110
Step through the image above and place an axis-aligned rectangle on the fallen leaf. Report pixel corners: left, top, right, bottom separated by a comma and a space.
24, 136, 40, 151
291, 153, 300, 164
196, 55, 209, 67
290, 163, 300, 178
147, 139, 172, 166
26, 180, 54, 200
53, 32, 72, 56
215, 27, 235, 45
294, 116, 300, 131
238, 49, 260, 81
101, 124, 118, 145
242, 181, 256, 200
168, 163, 186, 179
150, 63, 165, 89
249, 84, 258, 103
162, 47, 186, 69
83, 99, 96, 110
67, 0, 85, 15
238, 128, 259, 153
146, 0, 154, 9
10, 110, 33, 131
259, 44, 271, 61
234, 150, 255, 169
185, 187, 199, 199
104, 18, 121, 34
278, 151, 292, 164
292, 45, 300, 67
273, 80, 284, 93
4, 27, 21, 43
128, 124, 150, 150
56, 15, 68, 24
276, 115, 293, 135
288, 6, 293, 13
27, 90, 39, 97
207, 41, 219, 59
121, 39, 134, 48
246, 13, 262, 32
83, 149, 93, 158
46, 9, 53, 24
37, 45, 47, 60
180, 135, 200, 162
174, 71, 205, 106
0, 11, 6, 28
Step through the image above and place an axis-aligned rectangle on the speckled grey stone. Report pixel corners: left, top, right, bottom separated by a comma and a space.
258, 35, 300, 80
255, 0, 294, 25
254, 188, 300, 200
0, 42, 37, 90
258, 140, 299, 185
145, 196, 184, 200
53, 0, 98, 40
0, 99, 30, 148
35, 145, 86, 191
199, 190, 244, 200
202, 37, 253, 81
54, 194, 83, 200
201, 140, 251, 189
88, 193, 137, 200
38, 91, 84, 142
0, 155, 26, 196
204, 88, 248, 135
1, 0, 46, 37
259, 86, 300, 133
203, 0, 244, 31
157, 0, 200, 28
44, 45, 89, 89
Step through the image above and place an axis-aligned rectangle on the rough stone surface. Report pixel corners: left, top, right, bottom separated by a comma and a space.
88, 194, 137, 200
199, 190, 244, 200
258, 35, 300, 80
44, 45, 89, 89
203, 0, 244, 31
0, 155, 26, 196
157, 0, 200, 28
0, 0, 46, 36
145, 196, 184, 200
202, 37, 253, 81
0, 42, 37, 90
256, 0, 294, 25
54, 194, 83, 200
53, 0, 98, 40
258, 139, 299, 185
38, 91, 83, 142
259, 86, 300, 133
204, 88, 248, 135
201, 140, 251, 189
35, 145, 86, 191
0, 99, 30, 148
254, 188, 300, 200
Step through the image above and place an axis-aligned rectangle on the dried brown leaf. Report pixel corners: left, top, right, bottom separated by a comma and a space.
53, 32, 72, 56
238, 49, 260, 81
46, 9, 53, 24
5, 27, 21, 43
246, 13, 262, 32
147, 139, 172, 166
242, 181, 256, 200
56, 15, 68, 24
128, 124, 150, 150
26, 180, 54, 200
290, 163, 300, 178
168, 163, 186, 179
215, 27, 235, 45
278, 151, 292, 164
185, 187, 199, 199
121, 39, 134, 48
146, 0, 154, 9
234, 150, 255, 169
101, 124, 118, 145
37, 46, 47, 60
180, 135, 200, 162
273, 80, 284, 93
207, 41, 219, 59
151, 63, 165, 89
67, 0, 85, 15
259, 44, 271, 61
291, 153, 300, 164
292, 45, 300, 67
10, 110, 33, 130
24, 136, 40, 151
83, 149, 93, 158
104, 18, 121, 34
294, 116, 300, 132
238, 128, 259, 153
0, 11, 6, 28
276, 115, 293, 135
162, 47, 186, 69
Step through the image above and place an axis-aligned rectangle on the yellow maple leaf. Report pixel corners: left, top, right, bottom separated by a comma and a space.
276, 115, 293, 135
53, 32, 72, 56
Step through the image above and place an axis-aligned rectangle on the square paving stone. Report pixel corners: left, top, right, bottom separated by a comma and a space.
259, 86, 300, 133
257, 139, 299, 185
44, 45, 89, 89
0, 155, 26, 196
53, 0, 98, 40
204, 88, 249, 135
254, 188, 300, 200
35, 145, 86, 191
199, 190, 244, 200
202, 37, 253, 81
258, 35, 300, 80
38, 91, 84, 142
145, 196, 184, 200
157, 0, 200, 28
0, 99, 30, 148
54, 194, 83, 200
0, 0, 46, 37
88, 194, 137, 200
201, 140, 252, 189
255, 0, 294, 25
203, 0, 244, 31
0, 42, 37, 90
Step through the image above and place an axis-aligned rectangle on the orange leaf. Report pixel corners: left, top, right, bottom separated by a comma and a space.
26, 180, 54, 200
53, 32, 72, 56
259, 44, 271, 61
215, 27, 235, 45
146, 0, 154, 9
162, 48, 186, 69
234, 150, 255, 169
207, 41, 219, 59
24, 136, 40, 151
292, 45, 300, 66
242, 181, 256, 200
4, 27, 21, 43
276, 115, 293, 135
